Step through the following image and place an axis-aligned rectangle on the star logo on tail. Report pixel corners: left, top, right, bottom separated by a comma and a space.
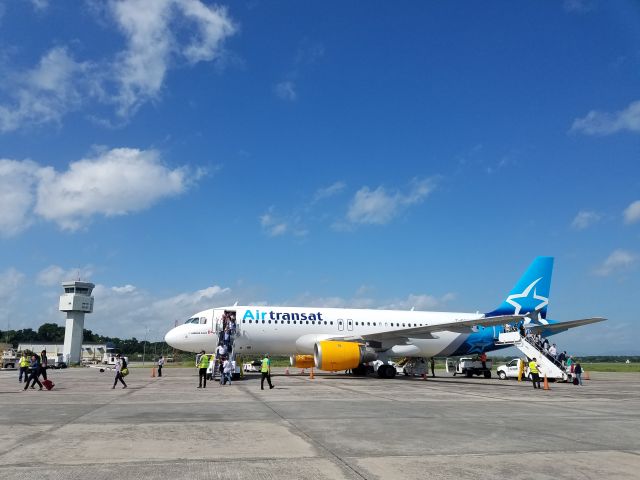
505, 277, 548, 316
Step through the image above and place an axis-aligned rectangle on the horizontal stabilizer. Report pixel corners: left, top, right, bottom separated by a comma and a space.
530, 317, 606, 333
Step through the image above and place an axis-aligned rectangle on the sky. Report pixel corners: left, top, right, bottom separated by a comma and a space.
0, 0, 639, 355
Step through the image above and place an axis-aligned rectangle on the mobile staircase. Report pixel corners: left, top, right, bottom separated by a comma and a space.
496, 331, 570, 381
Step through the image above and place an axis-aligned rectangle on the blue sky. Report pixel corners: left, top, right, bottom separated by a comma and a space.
0, 0, 639, 354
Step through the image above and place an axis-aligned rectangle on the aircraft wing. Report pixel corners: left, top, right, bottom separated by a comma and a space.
529, 317, 606, 333
362, 314, 525, 342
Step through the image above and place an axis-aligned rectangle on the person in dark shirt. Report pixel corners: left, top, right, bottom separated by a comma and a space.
24, 355, 43, 391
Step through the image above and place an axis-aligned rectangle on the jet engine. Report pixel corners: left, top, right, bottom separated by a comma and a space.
290, 354, 315, 369
314, 340, 377, 371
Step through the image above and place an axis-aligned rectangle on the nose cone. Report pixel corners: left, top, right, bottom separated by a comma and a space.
164, 327, 179, 348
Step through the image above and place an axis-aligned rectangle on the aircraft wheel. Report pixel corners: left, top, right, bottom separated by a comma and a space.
377, 365, 388, 378
386, 365, 397, 379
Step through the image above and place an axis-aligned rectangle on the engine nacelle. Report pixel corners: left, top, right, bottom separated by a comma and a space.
290, 354, 315, 368
314, 340, 377, 371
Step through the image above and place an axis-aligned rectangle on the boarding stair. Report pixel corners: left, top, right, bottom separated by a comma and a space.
496, 331, 569, 381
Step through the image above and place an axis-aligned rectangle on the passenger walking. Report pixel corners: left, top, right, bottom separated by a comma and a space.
24, 355, 43, 391
197, 350, 209, 388
260, 354, 274, 390
18, 352, 29, 383
112, 353, 127, 389
528, 357, 541, 389
157, 355, 165, 377
40, 350, 48, 381
574, 362, 583, 386
221, 357, 232, 386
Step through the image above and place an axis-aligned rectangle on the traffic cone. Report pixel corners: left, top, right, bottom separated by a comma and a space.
285, 367, 290, 375
151, 367, 156, 378
309, 367, 314, 380
584, 370, 590, 380
543, 374, 550, 390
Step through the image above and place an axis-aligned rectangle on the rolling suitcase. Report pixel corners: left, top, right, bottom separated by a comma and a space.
572, 377, 579, 385
42, 379, 55, 390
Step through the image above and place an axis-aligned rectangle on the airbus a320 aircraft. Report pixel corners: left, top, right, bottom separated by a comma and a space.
164, 257, 605, 377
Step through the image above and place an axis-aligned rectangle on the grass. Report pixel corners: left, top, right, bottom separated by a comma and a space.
580, 362, 640, 373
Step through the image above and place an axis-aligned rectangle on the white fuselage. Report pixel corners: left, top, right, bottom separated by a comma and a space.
164, 305, 489, 358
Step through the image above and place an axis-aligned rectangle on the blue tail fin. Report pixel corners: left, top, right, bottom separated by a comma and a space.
486, 257, 554, 318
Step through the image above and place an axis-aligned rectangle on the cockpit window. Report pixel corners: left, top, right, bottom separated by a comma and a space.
184, 317, 200, 324
199, 317, 207, 324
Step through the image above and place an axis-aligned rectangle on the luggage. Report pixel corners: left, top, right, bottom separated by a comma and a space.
572, 377, 579, 385
42, 379, 55, 390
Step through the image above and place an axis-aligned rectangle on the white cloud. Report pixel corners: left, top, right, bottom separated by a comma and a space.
346, 177, 436, 226
313, 181, 346, 202
109, 0, 236, 116
0, 47, 90, 133
0, 268, 25, 324
0, 147, 198, 235
0, 1, 236, 131
623, 200, 640, 225
37, 265, 94, 286
571, 210, 601, 230
285, 290, 455, 312
89, 282, 233, 338
260, 208, 289, 237
571, 100, 640, 136
274, 81, 297, 101
563, 0, 594, 13
35, 147, 190, 230
593, 249, 637, 276
30, 0, 49, 11
0, 159, 41, 236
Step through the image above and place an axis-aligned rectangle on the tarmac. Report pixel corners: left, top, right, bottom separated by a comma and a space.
1, 366, 639, 480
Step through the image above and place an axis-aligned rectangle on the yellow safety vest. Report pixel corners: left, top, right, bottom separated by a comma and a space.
528, 361, 539, 374
261, 358, 270, 373
199, 355, 209, 369
19, 356, 29, 367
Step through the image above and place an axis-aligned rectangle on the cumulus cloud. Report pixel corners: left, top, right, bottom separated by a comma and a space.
37, 265, 95, 286
623, 200, 640, 225
0, 268, 25, 323
0, 147, 197, 235
274, 81, 297, 101
285, 290, 455, 311
0, 0, 236, 131
30, 0, 50, 11
563, 0, 595, 13
346, 177, 436, 226
0, 159, 42, 236
571, 210, 601, 230
89, 282, 234, 338
593, 249, 637, 276
0, 47, 90, 133
571, 100, 640, 136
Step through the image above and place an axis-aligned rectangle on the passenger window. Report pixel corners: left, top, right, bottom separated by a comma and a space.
402, 323, 406, 327
262, 320, 265, 324
242, 319, 246, 323
367, 322, 370, 326
287, 320, 290, 324
293, 321, 297, 324
330, 321, 333, 325
306, 321, 309, 324
268, 320, 271, 324
312, 321, 315, 325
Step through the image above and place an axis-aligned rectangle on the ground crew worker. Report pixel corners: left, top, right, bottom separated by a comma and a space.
529, 357, 541, 389
157, 355, 164, 377
430, 357, 436, 377
197, 351, 209, 388
480, 352, 487, 370
18, 352, 29, 383
260, 354, 274, 390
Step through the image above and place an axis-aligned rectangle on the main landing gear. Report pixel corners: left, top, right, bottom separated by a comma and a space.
377, 364, 397, 379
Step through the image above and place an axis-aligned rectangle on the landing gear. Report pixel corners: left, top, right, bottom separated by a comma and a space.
377, 364, 397, 379
352, 364, 368, 376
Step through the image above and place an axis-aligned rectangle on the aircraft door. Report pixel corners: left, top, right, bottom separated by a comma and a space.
347, 319, 353, 331
338, 319, 344, 331
213, 309, 225, 333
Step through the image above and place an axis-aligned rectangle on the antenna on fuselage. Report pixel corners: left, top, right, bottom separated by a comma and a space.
233, 301, 238, 307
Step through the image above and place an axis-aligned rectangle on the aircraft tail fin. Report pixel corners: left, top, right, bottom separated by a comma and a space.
486, 257, 554, 319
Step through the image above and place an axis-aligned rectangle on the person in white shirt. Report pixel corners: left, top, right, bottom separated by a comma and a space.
221, 357, 232, 386
157, 356, 165, 377
549, 344, 557, 358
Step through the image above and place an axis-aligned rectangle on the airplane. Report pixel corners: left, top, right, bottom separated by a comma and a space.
164, 257, 605, 378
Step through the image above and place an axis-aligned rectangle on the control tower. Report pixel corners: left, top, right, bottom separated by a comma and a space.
60, 281, 95, 365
